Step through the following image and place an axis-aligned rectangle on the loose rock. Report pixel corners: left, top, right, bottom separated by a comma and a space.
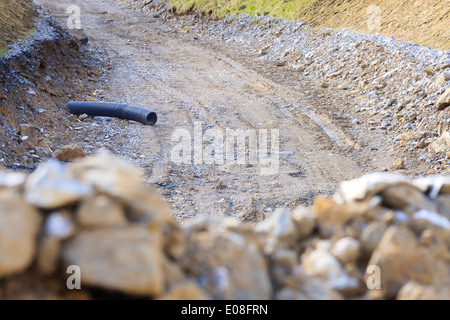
52, 144, 86, 162
24, 159, 94, 209
435, 87, 450, 110
63, 227, 166, 297
0, 191, 41, 278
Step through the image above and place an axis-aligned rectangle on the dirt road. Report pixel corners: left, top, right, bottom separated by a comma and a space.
35, 0, 393, 221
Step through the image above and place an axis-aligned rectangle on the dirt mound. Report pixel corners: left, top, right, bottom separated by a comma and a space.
298, 0, 450, 51
0, 7, 103, 170
0, 0, 38, 54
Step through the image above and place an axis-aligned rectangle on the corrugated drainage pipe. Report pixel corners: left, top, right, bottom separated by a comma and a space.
67, 101, 157, 125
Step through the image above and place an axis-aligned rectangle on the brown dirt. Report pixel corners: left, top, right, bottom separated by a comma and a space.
0, 14, 103, 169
298, 0, 450, 51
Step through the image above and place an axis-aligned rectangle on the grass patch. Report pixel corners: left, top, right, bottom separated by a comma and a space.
170, 0, 310, 20
0, 46, 9, 57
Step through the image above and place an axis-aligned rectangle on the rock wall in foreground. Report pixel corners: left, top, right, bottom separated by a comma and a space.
0, 152, 450, 300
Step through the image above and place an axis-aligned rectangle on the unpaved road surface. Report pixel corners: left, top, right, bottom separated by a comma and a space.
35, 0, 395, 221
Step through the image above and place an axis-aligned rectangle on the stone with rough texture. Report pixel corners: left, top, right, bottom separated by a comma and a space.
367, 226, 448, 299
399, 132, 426, 145
69, 151, 143, 200
429, 132, 450, 154
392, 158, 404, 170
435, 87, 450, 110
69, 151, 171, 225
312, 196, 353, 226
301, 248, 346, 282
0, 191, 41, 278
52, 144, 86, 162
180, 218, 271, 300
76, 195, 127, 228
359, 221, 387, 257
24, 159, 93, 209
330, 237, 360, 265
63, 227, 165, 297
334, 173, 411, 204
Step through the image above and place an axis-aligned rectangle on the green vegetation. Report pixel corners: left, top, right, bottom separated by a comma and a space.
170, 0, 310, 20
0, 47, 9, 57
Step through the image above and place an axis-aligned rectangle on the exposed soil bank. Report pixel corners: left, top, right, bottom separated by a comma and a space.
0, 7, 102, 170
168, 0, 450, 51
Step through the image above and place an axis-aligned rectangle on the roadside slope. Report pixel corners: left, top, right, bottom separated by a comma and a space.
0, 3, 103, 169
298, 0, 450, 51
0, 0, 38, 54
169, 0, 450, 51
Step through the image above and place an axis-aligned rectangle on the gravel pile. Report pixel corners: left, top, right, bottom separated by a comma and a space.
1, 152, 450, 299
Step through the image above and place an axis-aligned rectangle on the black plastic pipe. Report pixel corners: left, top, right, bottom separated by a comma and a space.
67, 101, 157, 125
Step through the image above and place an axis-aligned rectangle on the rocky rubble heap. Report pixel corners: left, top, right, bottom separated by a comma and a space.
1, 152, 450, 299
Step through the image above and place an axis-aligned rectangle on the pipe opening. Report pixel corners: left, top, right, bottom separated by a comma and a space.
146, 112, 157, 125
